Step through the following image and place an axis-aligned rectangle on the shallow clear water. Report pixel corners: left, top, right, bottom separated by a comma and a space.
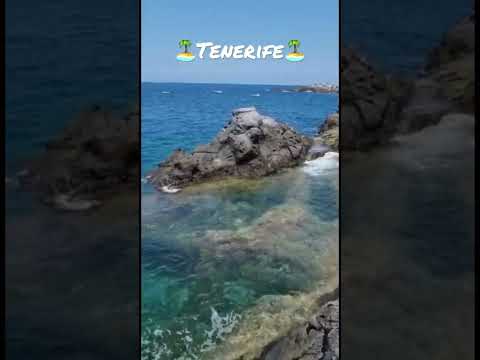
141, 83, 338, 359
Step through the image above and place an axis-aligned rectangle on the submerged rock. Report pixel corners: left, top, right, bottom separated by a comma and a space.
147, 107, 312, 190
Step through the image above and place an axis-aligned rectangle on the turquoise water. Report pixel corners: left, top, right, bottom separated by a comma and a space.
141, 83, 338, 359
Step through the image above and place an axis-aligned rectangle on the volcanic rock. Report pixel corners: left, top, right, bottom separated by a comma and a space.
147, 107, 312, 190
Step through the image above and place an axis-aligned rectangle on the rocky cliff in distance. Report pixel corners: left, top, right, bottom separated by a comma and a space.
147, 107, 313, 191
296, 84, 339, 93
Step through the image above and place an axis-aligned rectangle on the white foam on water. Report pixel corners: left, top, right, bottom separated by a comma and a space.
213, 90, 223, 94
141, 308, 241, 360
303, 152, 339, 176
200, 308, 241, 353
251, 93, 261, 97
161, 185, 181, 194
161, 91, 171, 94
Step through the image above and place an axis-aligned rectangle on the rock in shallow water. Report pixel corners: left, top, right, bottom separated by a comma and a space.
147, 107, 313, 190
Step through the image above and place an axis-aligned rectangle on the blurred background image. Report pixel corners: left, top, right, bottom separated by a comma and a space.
5, 0, 139, 359
340, 1, 475, 359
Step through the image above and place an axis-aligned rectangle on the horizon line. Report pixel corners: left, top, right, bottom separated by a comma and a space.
141, 80, 339, 87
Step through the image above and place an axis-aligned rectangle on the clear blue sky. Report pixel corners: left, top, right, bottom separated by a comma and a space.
141, 0, 338, 85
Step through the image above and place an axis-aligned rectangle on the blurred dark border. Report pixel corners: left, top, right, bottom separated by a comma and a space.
340, 1, 475, 358
5, 1, 140, 359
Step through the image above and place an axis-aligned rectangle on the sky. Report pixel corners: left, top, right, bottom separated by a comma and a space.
141, 0, 338, 85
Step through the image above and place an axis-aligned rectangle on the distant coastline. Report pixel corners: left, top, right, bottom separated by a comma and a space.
141, 81, 338, 88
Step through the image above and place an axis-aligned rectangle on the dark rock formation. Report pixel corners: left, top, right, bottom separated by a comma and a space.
340, 48, 411, 150
425, 13, 475, 113
341, 11, 474, 149
257, 292, 339, 360
17, 104, 139, 208
399, 13, 475, 133
147, 107, 312, 190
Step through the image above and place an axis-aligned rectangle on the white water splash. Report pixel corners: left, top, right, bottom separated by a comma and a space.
303, 152, 339, 176
200, 308, 241, 353
161, 185, 181, 194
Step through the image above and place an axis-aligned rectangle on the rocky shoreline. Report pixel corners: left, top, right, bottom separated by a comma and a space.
257, 289, 339, 360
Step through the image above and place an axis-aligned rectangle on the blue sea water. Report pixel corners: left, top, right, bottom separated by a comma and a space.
141, 83, 339, 358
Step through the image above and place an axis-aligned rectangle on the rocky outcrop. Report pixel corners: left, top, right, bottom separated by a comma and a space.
16, 104, 139, 208
340, 48, 412, 150
317, 112, 339, 151
257, 294, 339, 360
306, 112, 339, 160
399, 13, 475, 133
147, 107, 312, 191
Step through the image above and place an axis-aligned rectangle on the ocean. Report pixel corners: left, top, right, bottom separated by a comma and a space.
141, 83, 339, 358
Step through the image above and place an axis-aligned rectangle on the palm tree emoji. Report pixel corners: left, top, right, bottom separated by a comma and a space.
179, 39, 192, 54
288, 39, 301, 54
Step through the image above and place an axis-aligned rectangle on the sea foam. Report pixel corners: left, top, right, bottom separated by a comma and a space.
303, 152, 339, 176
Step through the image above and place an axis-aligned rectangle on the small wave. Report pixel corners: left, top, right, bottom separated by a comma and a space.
161, 185, 181, 194
251, 93, 261, 97
281, 89, 291, 93
213, 90, 223, 94
303, 152, 339, 176
161, 91, 171, 94
141, 308, 240, 360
